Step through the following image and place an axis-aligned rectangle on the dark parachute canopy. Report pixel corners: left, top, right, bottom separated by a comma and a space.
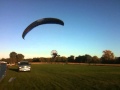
22, 17, 64, 39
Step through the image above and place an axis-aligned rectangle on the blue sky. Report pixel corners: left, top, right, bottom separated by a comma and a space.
0, 0, 120, 59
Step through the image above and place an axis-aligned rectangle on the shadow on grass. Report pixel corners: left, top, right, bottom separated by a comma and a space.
9, 68, 18, 72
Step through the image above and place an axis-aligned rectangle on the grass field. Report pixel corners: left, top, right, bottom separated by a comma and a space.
0, 64, 120, 90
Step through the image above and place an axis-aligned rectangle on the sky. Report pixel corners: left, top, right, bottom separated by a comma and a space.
0, 0, 120, 59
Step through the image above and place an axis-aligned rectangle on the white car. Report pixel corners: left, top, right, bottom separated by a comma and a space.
18, 61, 31, 72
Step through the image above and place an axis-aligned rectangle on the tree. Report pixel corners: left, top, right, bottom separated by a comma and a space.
101, 50, 115, 64
84, 54, 92, 64
68, 55, 75, 62
55, 57, 61, 62
75, 55, 90, 63
115, 57, 120, 64
9, 52, 17, 64
55, 56, 67, 63
61, 56, 67, 63
75, 55, 82, 63
16, 54, 24, 62
92, 56, 99, 64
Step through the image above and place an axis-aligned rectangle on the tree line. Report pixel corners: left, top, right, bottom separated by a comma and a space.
1, 50, 120, 64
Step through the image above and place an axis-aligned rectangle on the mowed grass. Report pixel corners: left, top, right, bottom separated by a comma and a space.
0, 64, 120, 90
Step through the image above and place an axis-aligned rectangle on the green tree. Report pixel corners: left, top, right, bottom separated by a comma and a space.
61, 56, 67, 63
16, 54, 24, 62
55, 56, 61, 62
84, 54, 92, 64
68, 55, 75, 62
92, 56, 99, 64
101, 50, 115, 63
9, 52, 17, 64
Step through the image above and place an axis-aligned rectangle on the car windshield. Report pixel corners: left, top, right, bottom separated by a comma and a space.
20, 62, 29, 65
